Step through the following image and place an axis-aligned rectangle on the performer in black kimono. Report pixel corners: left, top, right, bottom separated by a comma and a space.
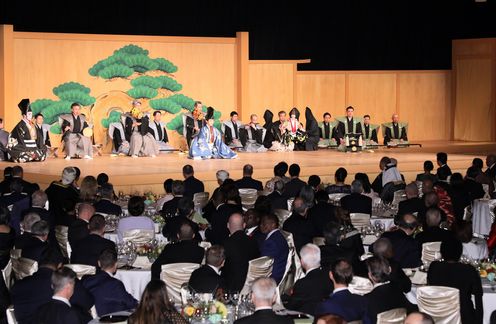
185, 101, 205, 148
383, 113, 408, 145
243, 114, 267, 153
362, 114, 379, 143
262, 109, 274, 149
8, 99, 47, 163
108, 115, 130, 156
149, 111, 174, 153
34, 113, 51, 149
336, 106, 363, 142
222, 111, 244, 149
318, 112, 339, 148
60, 103, 93, 160
304, 107, 319, 151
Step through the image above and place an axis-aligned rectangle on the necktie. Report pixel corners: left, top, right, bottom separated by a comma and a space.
156, 122, 163, 140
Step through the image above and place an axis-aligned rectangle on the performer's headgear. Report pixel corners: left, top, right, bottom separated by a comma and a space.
18, 99, 32, 115
205, 107, 215, 120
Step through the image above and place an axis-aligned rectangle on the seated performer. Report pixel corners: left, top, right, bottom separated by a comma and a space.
125, 100, 158, 158
243, 114, 267, 153
189, 107, 237, 159
60, 102, 93, 160
8, 99, 47, 163
148, 111, 173, 153
336, 106, 363, 143
108, 114, 130, 156
304, 107, 320, 151
222, 111, 244, 149
185, 101, 205, 148
34, 113, 51, 149
383, 113, 408, 145
262, 109, 275, 149
318, 112, 339, 148
362, 114, 379, 145
270, 108, 306, 152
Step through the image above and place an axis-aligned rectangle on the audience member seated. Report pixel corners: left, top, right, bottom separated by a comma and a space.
18, 220, 57, 262
415, 160, 438, 183
11, 166, 40, 196
334, 208, 365, 264
152, 223, 204, 280
404, 311, 435, 324
418, 192, 446, 225
68, 203, 95, 246
308, 174, 323, 193
454, 220, 488, 261
11, 249, 93, 324
375, 213, 421, 268
477, 155, 495, 198
260, 214, 289, 283
299, 185, 316, 209
93, 183, 122, 216
0, 205, 14, 269
244, 209, 266, 248
380, 159, 405, 203
189, 245, 225, 294
397, 182, 424, 218
15, 212, 40, 247
34, 267, 91, 324
162, 197, 201, 242
0, 178, 28, 208
284, 243, 332, 315
266, 179, 287, 211
82, 249, 138, 317
182, 164, 205, 198
25, 190, 53, 229
70, 214, 116, 267
282, 197, 316, 252
320, 222, 360, 272
427, 238, 483, 324
206, 187, 243, 245
235, 164, 263, 191
222, 213, 260, 293
233, 278, 293, 324
160, 180, 186, 218
365, 257, 416, 324
464, 166, 485, 201
436, 152, 452, 181
128, 280, 188, 324
45, 166, 79, 226
282, 164, 306, 199
265, 162, 291, 194
372, 238, 411, 293
371, 156, 391, 195
340, 180, 372, 215
116, 196, 155, 242
449, 173, 473, 221
325, 167, 351, 194
0, 167, 12, 195
355, 172, 378, 199
202, 171, 230, 222
155, 178, 174, 211
415, 208, 454, 246
308, 190, 336, 236
315, 259, 368, 322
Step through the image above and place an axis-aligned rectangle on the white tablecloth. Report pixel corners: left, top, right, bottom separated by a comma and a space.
472, 199, 496, 236
104, 231, 168, 244
114, 269, 151, 301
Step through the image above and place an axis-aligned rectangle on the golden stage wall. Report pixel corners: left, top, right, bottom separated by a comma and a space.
1, 25, 492, 144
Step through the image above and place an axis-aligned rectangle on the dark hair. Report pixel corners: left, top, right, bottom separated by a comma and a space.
323, 112, 331, 118
466, 166, 480, 179
163, 178, 173, 193
278, 111, 286, 116
274, 163, 286, 177
206, 245, 225, 267
182, 164, 194, 175
335, 167, 347, 183
308, 175, 321, 189
100, 183, 114, 199
299, 185, 315, 207
472, 158, 484, 170
12, 165, 23, 178
194, 101, 202, 107
423, 160, 434, 172
331, 259, 353, 284
223, 183, 241, 204
88, 214, 106, 232
230, 111, 238, 117
366, 256, 391, 283
128, 196, 145, 216
436, 152, 448, 164
254, 195, 271, 215
440, 237, 463, 261
129, 280, 175, 324
35, 113, 44, 119
0, 205, 10, 225
453, 220, 473, 243
354, 173, 372, 193
177, 197, 194, 217
70, 102, 80, 109
346, 106, 354, 111
450, 172, 464, 186
323, 222, 342, 245
171, 180, 184, 196
153, 111, 161, 117
261, 213, 279, 228
363, 114, 371, 119
3, 167, 12, 179
334, 207, 352, 227
97, 173, 109, 186
289, 164, 300, 177
74, 167, 81, 180
99, 248, 117, 269
243, 164, 254, 176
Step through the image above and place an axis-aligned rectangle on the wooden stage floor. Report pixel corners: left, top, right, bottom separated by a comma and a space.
2, 140, 495, 195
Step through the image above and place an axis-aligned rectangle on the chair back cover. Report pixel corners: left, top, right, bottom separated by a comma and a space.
160, 263, 200, 304
392, 190, 407, 206
55, 225, 69, 259
348, 276, 373, 295
2, 260, 13, 291
6, 306, 16, 324
350, 213, 371, 231
287, 198, 295, 211
277, 231, 298, 297
122, 229, 155, 246
239, 189, 258, 208
421, 241, 442, 266
193, 192, 210, 210
376, 307, 406, 324
274, 209, 291, 228
328, 193, 349, 206
10, 249, 37, 280
65, 264, 96, 279
417, 286, 461, 324
240, 256, 274, 296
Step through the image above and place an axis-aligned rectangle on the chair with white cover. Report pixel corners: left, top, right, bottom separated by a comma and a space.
6, 306, 16, 324
2, 260, 13, 291
482, 184, 490, 199
193, 192, 209, 213
348, 276, 373, 296
239, 189, 258, 210
240, 256, 274, 296
65, 264, 96, 279
421, 242, 442, 267
392, 190, 407, 206
376, 308, 406, 324
10, 249, 37, 280
274, 209, 291, 228
160, 263, 200, 304
55, 225, 69, 259
287, 198, 295, 211
328, 193, 348, 206
122, 229, 155, 246
277, 231, 299, 296
416, 286, 461, 324
350, 213, 371, 231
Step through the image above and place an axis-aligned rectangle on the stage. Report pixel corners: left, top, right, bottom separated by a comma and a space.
2, 140, 495, 195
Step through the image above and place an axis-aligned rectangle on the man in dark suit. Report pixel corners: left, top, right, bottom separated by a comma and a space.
11, 165, 40, 196
372, 238, 411, 293
436, 152, 452, 181
282, 164, 306, 199
397, 182, 425, 217
235, 164, 263, 191
365, 257, 416, 324
189, 245, 225, 294
0, 178, 29, 208
68, 203, 94, 246
315, 259, 369, 322
34, 267, 90, 324
266, 179, 287, 211
415, 208, 455, 247
234, 278, 293, 324
71, 214, 116, 267
151, 222, 205, 280
260, 214, 289, 284
464, 167, 485, 201
24, 190, 53, 228
0, 166, 12, 195
182, 164, 205, 198
244, 209, 266, 249
93, 183, 122, 216
82, 249, 137, 317
161, 197, 201, 242
16, 220, 56, 262
160, 180, 186, 218
222, 213, 260, 292
206, 191, 243, 246
308, 191, 336, 236
45, 166, 79, 226
11, 250, 94, 324
428, 238, 483, 324
284, 243, 333, 316
282, 197, 316, 252
375, 213, 422, 268
340, 180, 372, 215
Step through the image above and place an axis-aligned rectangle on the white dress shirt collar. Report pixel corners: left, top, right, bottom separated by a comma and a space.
52, 296, 71, 307
208, 264, 222, 275
265, 229, 278, 240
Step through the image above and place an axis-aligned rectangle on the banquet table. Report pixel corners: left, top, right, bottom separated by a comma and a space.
471, 199, 496, 237
104, 231, 168, 244
114, 267, 151, 301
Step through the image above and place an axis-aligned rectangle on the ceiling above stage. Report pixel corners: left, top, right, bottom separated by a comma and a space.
1, 0, 495, 70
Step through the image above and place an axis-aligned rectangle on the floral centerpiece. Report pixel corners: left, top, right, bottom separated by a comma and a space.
135, 239, 165, 263
144, 191, 158, 205
478, 261, 496, 281
182, 299, 228, 323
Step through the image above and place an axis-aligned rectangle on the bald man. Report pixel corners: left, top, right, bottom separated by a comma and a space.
384, 113, 408, 145
222, 213, 260, 292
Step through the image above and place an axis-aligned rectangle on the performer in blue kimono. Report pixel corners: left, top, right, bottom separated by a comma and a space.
188, 107, 237, 160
